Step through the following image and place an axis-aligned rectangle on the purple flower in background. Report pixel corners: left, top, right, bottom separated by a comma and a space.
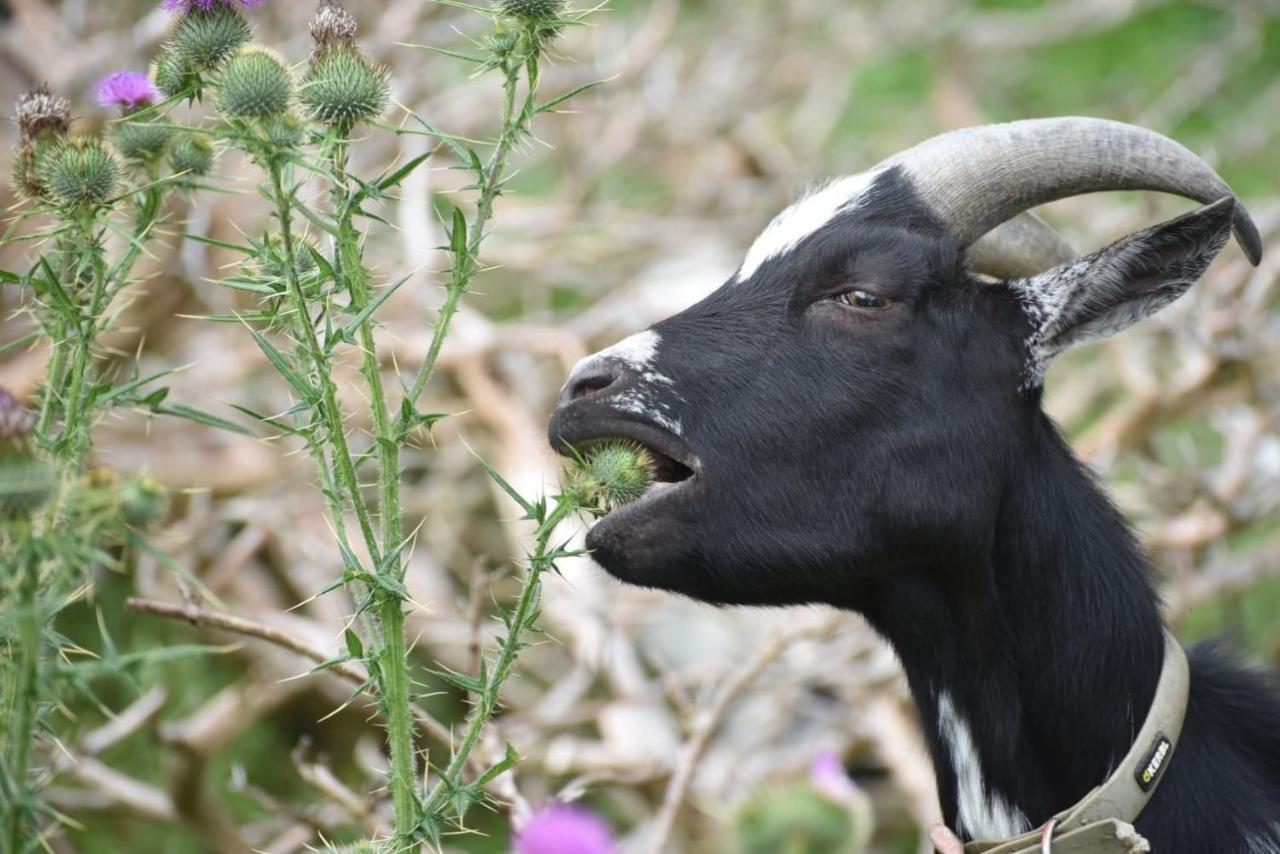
809, 751, 861, 806
95, 71, 158, 112
515, 804, 616, 854
160, 0, 262, 11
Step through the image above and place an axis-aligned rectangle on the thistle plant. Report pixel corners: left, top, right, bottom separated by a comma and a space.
0, 69, 203, 849
117, 0, 601, 846
4, 0, 601, 847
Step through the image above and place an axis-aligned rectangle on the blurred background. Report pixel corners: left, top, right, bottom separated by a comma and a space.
1, 0, 1278, 851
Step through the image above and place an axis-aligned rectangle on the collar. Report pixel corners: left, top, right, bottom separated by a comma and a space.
956, 630, 1190, 854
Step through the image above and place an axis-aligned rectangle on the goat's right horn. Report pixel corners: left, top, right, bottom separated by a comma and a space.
967, 211, 1075, 279
882, 116, 1263, 266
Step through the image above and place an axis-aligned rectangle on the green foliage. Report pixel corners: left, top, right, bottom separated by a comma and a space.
0, 452, 53, 517
732, 784, 868, 854
215, 47, 293, 119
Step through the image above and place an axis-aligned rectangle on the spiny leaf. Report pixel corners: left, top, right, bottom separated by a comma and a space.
153, 402, 253, 436
376, 151, 432, 192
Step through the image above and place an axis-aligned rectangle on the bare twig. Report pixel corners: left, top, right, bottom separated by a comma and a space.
125, 597, 455, 748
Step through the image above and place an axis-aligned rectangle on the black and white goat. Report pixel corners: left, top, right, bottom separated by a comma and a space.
548, 118, 1280, 852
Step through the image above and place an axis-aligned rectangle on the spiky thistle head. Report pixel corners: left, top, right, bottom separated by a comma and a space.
300, 47, 389, 131
215, 46, 293, 119
15, 84, 71, 145
262, 113, 304, 147
41, 137, 119, 207
152, 48, 198, 99
565, 441, 654, 512
495, 0, 566, 21
169, 3, 253, 72
169, 133, 216, 175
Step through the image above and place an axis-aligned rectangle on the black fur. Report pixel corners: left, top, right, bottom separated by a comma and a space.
548, 170, 1280, 852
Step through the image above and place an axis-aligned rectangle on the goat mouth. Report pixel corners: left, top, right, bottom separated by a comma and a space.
551, 418, 700, 515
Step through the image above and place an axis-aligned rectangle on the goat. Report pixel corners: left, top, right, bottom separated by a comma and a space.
548, 118, 1280, 852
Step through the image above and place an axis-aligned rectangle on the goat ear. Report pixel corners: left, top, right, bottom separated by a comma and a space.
1013, 197, 1236, 385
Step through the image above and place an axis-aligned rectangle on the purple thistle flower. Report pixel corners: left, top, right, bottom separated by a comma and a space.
95, 71, 159, 112
160, 0, 261, 11
809, 751, 861, 806
514, 804, 616, 854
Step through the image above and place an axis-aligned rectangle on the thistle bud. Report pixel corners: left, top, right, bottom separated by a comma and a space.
153, 49, 197, 99
41, 138, 120, 207
10, 136, 60, 201
169, 133, 216, 176
484, 26, 520, 60
263, 113, 304, 148
496, 0, 566, 21
300, 48, 390, 131
170, 5, 253, 72
118, 476, 168, 528
215, 47, 293, 119
565, 441, 653, 511
113, 122, 171, 161
15, 85, 71, 146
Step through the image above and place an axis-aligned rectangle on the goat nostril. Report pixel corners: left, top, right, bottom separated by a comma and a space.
570, 375, 615, 401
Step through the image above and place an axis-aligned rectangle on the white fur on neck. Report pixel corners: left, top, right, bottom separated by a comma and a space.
1247, 825, 1280, 854
936, 692, 1032, 840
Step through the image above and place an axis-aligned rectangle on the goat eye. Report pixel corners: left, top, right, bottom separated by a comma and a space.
837, 289, 893, 310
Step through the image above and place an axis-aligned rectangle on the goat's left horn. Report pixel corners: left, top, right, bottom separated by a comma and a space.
884, 116, 1263, 266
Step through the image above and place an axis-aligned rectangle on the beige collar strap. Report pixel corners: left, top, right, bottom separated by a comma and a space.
958, 631, 1190, 854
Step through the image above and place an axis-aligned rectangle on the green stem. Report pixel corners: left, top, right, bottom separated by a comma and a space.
327, 139, 420, 842
35, 333, 67, 440
58, 227, 108, 470
398, 57, 532, 435
266, 161, 381, 566
378, 595, 420, 841
330, 139, 402, 576
421, 496, 575, 816
3, 531, 42, 854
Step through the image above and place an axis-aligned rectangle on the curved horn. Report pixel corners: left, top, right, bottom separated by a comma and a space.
968, 211, 1075, 279
881, 117, 1263, 266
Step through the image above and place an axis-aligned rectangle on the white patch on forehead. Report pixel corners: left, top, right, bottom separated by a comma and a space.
936, 692, 1030, 841
735, 170, 883, 283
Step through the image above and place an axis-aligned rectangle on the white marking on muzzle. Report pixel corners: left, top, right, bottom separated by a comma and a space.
565, 330, 662, 391
736, 170, 882, 283
564, 330, 684, 436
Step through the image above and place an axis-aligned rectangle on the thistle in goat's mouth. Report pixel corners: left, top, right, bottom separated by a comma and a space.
563, 439, 694, 515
